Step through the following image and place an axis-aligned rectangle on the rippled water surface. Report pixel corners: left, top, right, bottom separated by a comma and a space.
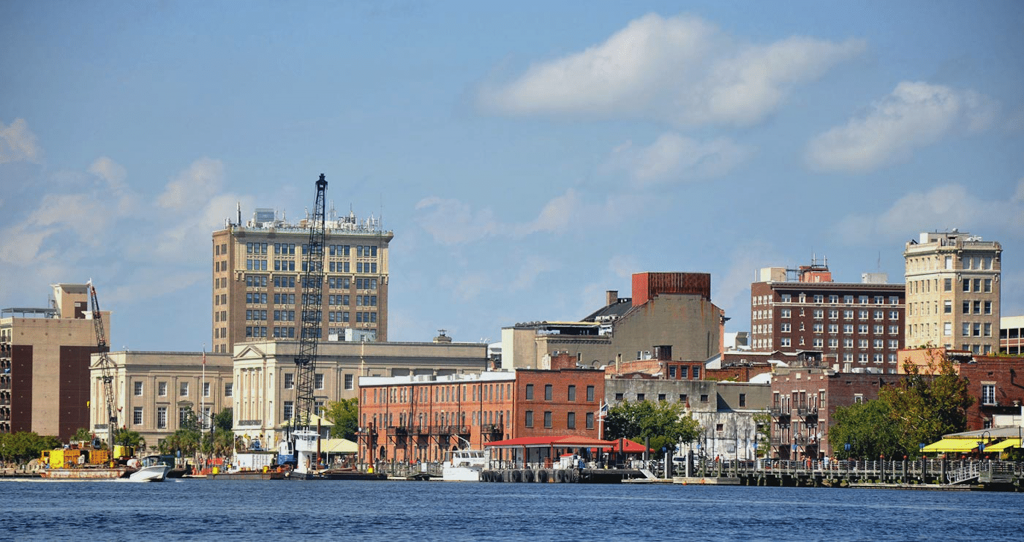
2, 479, 1022, 541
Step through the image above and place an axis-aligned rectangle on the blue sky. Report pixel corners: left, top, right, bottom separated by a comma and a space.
1, 1, 1022, 350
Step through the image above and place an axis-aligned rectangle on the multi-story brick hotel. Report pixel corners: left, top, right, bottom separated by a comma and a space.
357, 354, 604, 465
750, 260, 905, 374
211, 206, 393, 353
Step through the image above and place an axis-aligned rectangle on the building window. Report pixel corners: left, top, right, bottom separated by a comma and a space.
982, 384, 996, 405
284, 373, 294, 389
567, 385, 576, 402
615, 393, 624, 401
133, 407, 143, 426
944, 278, 952, 291
344, 374, 354, 390
178, 407, 190, 427
544, 411, 552, 428
225, 383, 233, 397
567, 412, 576, 429
700, 394, 709, 403
586, 385, 595, 402
525, 410, 534, 428
525, 384, 534, 400
157, 407, 167, 429
739, 394, 746, 407
180, 382, 189, 397
668, 366, 676, 378
692, 367, 700, 379
315, 374, 325, 390
203, 382, 211, 398
284, 401, 294, 421
158, 382, 167, 397
586, 412, 594, 429
134, 381, 143, 396
636, 393, 645, 402
544, 384, 552, 401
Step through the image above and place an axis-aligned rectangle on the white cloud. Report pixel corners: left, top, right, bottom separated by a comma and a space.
608, 254, 640, 280
606, 133, 750, 186
509, 256, 561, 291
477, 13, 864, 127
157, 158, 224, 210
0, 118, 42, 164
416, 188, 659, 246
833, 183, 1024, 244
413, 197, 500, 245
805, 82, 998, 173
714, 241, 785, 325
89, 157, 128, 189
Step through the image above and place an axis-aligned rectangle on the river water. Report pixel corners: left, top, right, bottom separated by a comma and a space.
2, 479, 1021, 541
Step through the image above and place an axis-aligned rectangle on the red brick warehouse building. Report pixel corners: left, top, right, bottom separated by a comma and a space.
356, 354, 604, 465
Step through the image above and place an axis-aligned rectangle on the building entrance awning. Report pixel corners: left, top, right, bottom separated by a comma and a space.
982, 438, 1020, 452
922, 439, 979, 453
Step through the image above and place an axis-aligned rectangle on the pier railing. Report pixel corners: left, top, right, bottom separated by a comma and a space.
686, 458, 1024, 487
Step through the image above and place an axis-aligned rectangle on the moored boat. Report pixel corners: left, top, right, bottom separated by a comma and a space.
442, 449, 488, 482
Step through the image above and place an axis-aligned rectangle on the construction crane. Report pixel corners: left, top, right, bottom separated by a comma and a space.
295, 173, 328, 428
88, 281, 117, 452
285, 173, 327, 477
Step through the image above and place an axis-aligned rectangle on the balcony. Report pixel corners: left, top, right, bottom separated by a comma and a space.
769, 406, 790, 419
482, 424, 503, 434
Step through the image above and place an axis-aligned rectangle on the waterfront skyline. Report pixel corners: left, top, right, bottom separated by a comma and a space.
1, 1, 1022, 350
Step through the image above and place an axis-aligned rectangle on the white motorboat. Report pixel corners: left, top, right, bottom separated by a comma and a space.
442, 449, 488, 482
128, 456, 172, 482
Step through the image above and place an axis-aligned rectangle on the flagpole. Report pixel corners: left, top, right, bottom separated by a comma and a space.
201, 345, 206, 432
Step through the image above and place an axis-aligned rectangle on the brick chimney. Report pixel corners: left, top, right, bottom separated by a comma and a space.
606, 290, 618, 306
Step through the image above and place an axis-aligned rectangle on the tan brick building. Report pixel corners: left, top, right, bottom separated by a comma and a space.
232, 338, 488, 451
1, 284, 109, 440
904, 230, 1001, 354
501, 272, 723, 371
88, 351, 234, 449
211, 206, 394, 354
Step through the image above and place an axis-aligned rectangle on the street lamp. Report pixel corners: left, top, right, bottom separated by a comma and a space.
977, 430, 992, 455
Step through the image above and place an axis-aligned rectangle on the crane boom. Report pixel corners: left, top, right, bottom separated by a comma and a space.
88, 282, 116, 448
294, 173, 328, 429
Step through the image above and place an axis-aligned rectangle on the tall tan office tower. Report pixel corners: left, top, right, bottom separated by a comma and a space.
904, 230, 1001, 354
211, 206, 393, 354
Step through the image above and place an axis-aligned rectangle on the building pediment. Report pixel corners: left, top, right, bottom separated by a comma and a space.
235, 344, 268, 360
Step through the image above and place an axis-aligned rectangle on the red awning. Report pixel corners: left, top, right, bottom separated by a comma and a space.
603, 439, 650, 453
484, 435, 618, 449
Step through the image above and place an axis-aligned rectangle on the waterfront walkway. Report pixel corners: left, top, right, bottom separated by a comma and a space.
683, 459, 1023, 490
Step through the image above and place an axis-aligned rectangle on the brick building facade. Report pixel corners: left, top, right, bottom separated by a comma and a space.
751, 262, 905, 374
769, 367, 903, 460
357, 353, 604, 465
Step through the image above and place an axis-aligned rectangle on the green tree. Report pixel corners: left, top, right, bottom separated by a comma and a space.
213, 408, 233, 432
71, 427, 93, 443
158, 407, 202, 456
828, 400, 903, 460
114, 428, 143, 448
603, 400, 700, 457
880, 353, 974, 456
752, 412, 771, 458
0, 432, 62, 463
324, 398, 358, 440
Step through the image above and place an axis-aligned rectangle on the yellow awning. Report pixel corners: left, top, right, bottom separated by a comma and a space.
922, 439, 979, 453
982, 438, 1020, 452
